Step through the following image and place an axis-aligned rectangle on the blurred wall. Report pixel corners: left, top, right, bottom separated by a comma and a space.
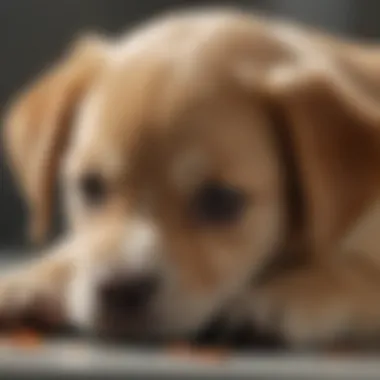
1, 0, 379, 250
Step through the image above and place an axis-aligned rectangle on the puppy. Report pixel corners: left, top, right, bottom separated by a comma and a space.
3, 7, 380, 348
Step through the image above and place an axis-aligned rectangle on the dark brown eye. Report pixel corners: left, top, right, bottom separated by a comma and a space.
192, 181, 246, 224
80, 173, 106, 205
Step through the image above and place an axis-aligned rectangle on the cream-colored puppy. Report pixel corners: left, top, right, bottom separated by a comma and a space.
3, 7, 380, 348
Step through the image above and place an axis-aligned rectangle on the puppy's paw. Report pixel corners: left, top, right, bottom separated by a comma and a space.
251, 271, 352, 347
0, 270, 64, 331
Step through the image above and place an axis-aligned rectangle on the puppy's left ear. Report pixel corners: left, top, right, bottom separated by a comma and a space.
3, 34, 108, 245
236, 40, 380, 251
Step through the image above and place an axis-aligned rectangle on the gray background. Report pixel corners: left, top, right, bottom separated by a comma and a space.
1, 0, 380, 250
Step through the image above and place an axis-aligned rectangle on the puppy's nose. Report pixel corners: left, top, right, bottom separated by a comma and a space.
99, 274, 158, 315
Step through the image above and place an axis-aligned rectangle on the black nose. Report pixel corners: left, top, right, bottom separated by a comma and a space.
99, 274, 158, 315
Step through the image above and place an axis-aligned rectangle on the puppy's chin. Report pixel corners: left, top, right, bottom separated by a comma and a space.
91, 311, 199, 343
92, 312, 162, 342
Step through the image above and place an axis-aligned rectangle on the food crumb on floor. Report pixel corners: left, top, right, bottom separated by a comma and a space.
167, 342, 230, 363
0, 328, 43, 349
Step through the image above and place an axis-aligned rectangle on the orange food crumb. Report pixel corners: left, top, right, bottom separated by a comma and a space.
7, 329, 43, 348
167, 342, 229, 363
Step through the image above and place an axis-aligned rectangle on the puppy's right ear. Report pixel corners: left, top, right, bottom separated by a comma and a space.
235, 34, 380, 252
3, 34, 108, 245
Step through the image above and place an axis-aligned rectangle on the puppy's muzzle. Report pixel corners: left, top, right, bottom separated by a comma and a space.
88, 219, 162, 337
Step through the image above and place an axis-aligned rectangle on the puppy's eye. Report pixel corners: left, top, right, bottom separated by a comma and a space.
193, 181, 246, 224
80, 173, 106, 205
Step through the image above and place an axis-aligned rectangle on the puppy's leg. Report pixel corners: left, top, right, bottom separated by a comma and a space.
250, 253, 380, 348
0, 234, 89, 329
0, 224, 118, 330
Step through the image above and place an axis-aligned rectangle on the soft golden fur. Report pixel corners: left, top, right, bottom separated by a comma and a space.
3, 7, 380, 348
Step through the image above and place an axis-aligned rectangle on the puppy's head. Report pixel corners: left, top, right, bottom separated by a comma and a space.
5, 9, 380, 339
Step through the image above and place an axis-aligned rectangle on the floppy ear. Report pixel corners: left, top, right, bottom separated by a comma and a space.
3, 34, 108, 245
237, 39, 380, 251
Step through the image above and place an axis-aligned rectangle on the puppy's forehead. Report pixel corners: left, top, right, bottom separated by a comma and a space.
70, 15, 233, 165
68, 11, 277, 182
